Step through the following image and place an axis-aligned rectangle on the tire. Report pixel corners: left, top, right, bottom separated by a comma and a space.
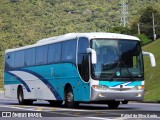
121, 101, 128, 104
18, 87, 33, 105
65, 87, 79, 108
49, 100, 63, 106
25, 100, 33, 105
107, 101, 120, 109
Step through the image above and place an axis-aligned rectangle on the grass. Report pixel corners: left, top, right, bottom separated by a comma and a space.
0, 81, 3, 91
142, 39, 160, 102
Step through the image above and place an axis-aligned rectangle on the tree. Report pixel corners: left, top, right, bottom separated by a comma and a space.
110, 26, 133, 35
136, 34, 150, 46
131, 6, 160, 40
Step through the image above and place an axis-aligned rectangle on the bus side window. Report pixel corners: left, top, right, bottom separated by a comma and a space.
14, 50, 25, 68
62, 39, 77, 63
78, 37, 89, 82
25, 48, 36, 66
5, 52, 15, 70
48, 43, 61, 63
35, 45, 48, 65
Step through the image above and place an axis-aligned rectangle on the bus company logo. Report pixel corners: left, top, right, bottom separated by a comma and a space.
2, 112, 11, 117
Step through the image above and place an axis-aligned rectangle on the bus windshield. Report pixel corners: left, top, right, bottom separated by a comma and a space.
91, 39, 144, 80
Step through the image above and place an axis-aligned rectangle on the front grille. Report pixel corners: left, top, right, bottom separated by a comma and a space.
109, 88, 131, 91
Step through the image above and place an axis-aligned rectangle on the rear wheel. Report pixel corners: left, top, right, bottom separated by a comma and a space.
107, 101, 120, 109
49, 100, 63, 106
18, 87, 33, 105
121, 101, 128, 104
65, 87, 79, 108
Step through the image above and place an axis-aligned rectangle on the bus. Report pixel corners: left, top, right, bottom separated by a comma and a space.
4, 33, 156, 108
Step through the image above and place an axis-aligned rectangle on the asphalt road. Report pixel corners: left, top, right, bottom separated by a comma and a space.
0, 91, 160, 120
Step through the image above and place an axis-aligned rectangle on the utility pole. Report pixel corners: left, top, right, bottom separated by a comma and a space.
137, 23, 140, 34
120, 0, 128, 27
152, 13, 156, 40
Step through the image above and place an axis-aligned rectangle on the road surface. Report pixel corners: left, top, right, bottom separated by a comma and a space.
0, 91, 159, 120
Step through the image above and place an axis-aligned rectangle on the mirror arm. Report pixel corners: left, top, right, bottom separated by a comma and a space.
87, 48, 97, 64
87, 48, 93, 53
142, 51, 156, 67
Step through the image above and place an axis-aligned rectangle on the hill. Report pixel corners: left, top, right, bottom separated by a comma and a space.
142, 39, 160, 102
0, 0, 160, 96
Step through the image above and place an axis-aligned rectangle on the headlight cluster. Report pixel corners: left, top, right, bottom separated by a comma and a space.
92, 85, 108, 90
133, 85, 144, 90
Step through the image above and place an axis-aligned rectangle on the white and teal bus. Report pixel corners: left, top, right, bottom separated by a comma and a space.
4, 33, 156, 108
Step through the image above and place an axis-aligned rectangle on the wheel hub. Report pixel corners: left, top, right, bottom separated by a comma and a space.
67, 92, 73, 102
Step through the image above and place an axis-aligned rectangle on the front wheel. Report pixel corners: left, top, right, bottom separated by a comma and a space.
107, 101, 120, 109
48, 100, 63, 106
121, 101, 128, 104
65, 87, 79, 108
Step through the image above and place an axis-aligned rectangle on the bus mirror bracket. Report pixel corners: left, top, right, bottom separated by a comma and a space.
142, 51, 156, 67
87, 48, 97, 64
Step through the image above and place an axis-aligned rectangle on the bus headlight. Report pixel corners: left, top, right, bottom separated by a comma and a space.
92, 85, 108, 90
133, 85, 144, 90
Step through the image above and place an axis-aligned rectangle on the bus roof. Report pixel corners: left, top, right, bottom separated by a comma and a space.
5, 32, 140, 53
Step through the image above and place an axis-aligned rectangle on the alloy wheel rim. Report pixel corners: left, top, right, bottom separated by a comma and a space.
67, 92, 73, 103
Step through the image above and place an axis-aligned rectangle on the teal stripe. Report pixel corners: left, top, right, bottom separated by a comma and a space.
99, 81, 125, 87
99, 81, 142, 87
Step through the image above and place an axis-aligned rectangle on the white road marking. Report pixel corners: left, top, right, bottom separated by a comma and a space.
86, 117, 116, 120
0, 105, 40, 111
0, 104, 92, 112
0, 105, 82, 117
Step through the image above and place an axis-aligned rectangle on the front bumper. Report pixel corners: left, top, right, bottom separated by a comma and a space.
91, 88, 144, 101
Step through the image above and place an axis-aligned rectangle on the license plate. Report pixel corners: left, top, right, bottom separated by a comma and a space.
115, 99, 124, 101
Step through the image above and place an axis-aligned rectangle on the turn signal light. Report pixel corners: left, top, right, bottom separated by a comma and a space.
133, 85, 144, 90
92, 85, 108, 90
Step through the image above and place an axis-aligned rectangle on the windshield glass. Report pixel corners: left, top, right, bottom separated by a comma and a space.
91, 39, 144, 80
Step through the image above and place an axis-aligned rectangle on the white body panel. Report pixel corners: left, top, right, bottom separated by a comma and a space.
5, 71, 56, 100
5, 32, 140, 53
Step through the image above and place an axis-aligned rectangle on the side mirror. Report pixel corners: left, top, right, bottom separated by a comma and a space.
142, 51, 156, 67
87, 48, 97, 64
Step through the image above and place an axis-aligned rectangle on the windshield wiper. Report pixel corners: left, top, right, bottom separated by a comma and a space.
120, 60, 134, 81
108, 59, 134, 81
108, 61, 121, 81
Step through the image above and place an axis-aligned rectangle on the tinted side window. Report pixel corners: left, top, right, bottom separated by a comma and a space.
62, 39, 77, 63
25, 48, 36, 66
48, 43, 61, 63
78, 37, 89, 82
36, 45, 48, 65
5, 52, 15, 70
14, 50, 25, 68
78, 38, 89, 54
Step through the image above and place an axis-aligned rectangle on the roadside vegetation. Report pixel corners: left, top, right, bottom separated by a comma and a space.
142, 39, 160, 102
